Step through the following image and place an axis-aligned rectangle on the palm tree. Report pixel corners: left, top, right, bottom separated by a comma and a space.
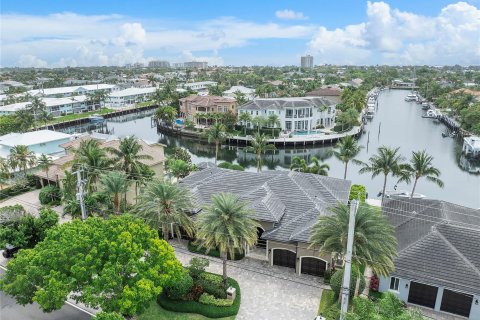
205, 123, 228, 165
37, 154, 53, 186
9, 145, 36, 176
251, 116, 264, 133
358, 146, 406, 201
133, 179, 195, 240
246, 133, 276, 172
290, 156, 308, 172
154, 106, 177, 128
0, 157, 10, 190
310, 203, 397, 277
333, 136, 362, 179
267, 114, 280, 138
73, 139, 112, 192
196, 193, 259, 287
99, 171, 130, 214
399, 150, 444, 198
28, 97, 47, 130
147, 75, 157, 87
290, 156, 329, 176
238, 112, 251, 136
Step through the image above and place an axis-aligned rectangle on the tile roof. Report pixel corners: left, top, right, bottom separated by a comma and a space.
180, 166, 351, 243
238, 97, 334, 111
383, 198, 480, 295
306, 88, 342, 97
179, 95, 236, 107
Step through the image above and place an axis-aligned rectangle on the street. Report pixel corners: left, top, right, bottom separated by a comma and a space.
1, 268, 92, 320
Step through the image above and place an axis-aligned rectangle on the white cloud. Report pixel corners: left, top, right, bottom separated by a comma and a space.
308, 1, 480, 65
275, 9, 308, 20
18, 55, 48, 68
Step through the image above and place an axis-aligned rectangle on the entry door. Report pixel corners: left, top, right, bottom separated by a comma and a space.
408, 282, 438, 308
440, 289, 473, 318
301, 257, 327, 277
272, 249, 296, 269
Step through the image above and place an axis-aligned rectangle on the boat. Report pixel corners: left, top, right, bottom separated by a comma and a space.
404, 93, 418, 102
381, 190, 426, 199
422, 109, 438, 118
366, 106, 375, 119
421, 102, 430, 110
88, 114, 105, 123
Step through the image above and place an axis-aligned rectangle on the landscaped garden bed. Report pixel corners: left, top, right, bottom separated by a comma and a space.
187, 241, 245, 261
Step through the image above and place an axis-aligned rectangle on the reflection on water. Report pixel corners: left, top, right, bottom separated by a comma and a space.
60, 90, 480, 208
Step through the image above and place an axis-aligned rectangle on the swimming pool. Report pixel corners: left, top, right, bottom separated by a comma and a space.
292, 130, 322, 136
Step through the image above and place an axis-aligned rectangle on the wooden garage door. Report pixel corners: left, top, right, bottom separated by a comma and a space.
440, 289, 473, 318
408, 282, 438, 308
272, 249, 296, 269
301, 257, 327, 277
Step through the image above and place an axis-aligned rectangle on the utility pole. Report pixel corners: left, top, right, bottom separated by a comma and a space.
75, 167, 87, 221
340, 199, 358, 320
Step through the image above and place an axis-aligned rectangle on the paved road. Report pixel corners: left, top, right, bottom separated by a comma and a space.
1, 268, 92, 320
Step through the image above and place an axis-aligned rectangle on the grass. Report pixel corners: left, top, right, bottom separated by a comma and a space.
318, 289, 336, 315
47, 108, 115, 125
138, 301, 235, 320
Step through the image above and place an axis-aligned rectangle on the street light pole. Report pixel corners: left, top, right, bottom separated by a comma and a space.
75, 167, 87, 221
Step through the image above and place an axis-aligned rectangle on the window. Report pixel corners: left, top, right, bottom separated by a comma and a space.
389, 277, 400, 291
286, 109, 293, 118
285, 121, 292, 130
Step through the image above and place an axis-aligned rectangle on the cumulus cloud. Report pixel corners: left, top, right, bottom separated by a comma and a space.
275, 9, 308, 20
18, 55, 48, 68
308, 1, 480, 65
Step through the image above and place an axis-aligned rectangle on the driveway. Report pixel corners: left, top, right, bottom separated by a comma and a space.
0, 189, 65, 219
172, 243, 324, 320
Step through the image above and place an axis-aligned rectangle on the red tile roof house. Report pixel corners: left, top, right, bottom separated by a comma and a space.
179, 95, 236, 125
306, 87, 343, 104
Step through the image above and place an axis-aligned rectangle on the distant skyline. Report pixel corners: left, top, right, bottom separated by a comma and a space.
1, 0, 479, 68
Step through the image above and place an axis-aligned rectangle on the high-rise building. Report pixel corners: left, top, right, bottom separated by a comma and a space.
148, 60, 170, 68
184, 61, 208, 69
301, 55, 314, 69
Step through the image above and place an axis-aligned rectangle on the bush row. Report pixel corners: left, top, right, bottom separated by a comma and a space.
187, 241, 245, 261
198, 293, 233, 307
0, 175, 40, 200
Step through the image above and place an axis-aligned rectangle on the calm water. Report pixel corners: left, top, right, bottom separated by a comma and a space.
78, 90, 480, 208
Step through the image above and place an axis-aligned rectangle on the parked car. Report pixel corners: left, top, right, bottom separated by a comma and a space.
2, 244, 21, 258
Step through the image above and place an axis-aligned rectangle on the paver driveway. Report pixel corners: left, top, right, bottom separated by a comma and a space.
0, 189, 64, 218
173, 244, 324, 320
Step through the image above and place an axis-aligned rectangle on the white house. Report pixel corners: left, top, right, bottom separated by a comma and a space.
0, 130, 72, 158
463, 136, 480, 157
0, 96, 91, 116
223, 86, 256, 100
183, 81, 217, 92
106, 87, 156, 108
28, 84, 118, 98
237, 97, 336, 132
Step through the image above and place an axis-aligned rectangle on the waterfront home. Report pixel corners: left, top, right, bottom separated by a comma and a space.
223, 86, 256, 100
306, 87, 342, 104
28, 84, 118, 98
180, 166, 351, 277
183, 81, 217, 92
34, 135, 165, 203
238, 97, 336, 132
379, 199, 480, 319
179, 95, 237, 124
0, 130, 72, 158
106, 87, 156, 108
0, 96, 94, 117
463, 136, 480, 157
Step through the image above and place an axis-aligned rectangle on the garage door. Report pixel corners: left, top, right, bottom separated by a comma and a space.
301, 257, 327, 277
272, 249, 296, 269
408, 282, 438, 308
440, 289, 473, 318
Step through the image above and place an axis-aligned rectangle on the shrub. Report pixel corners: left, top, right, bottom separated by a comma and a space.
0, 177, 37, 200
39, 185, 62, 205
323, 269, 332, 284
188, 241, 245, 261
165, 271, 193, 300
186, 283, 204, 301
188, 257, 209, 279
349, 184, 367, 203
229, 164, 245, 171
198, 273, 226, 299
369, 274, 379, 292
330, 268, 366, 298
198, 293, 233, 307
92, 312, 124, 320
217, 162, 232, 169
323, 304, 340, 320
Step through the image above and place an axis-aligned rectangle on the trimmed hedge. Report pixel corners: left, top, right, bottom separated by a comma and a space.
187, 241, 245, 261
39, 185, 62, 205
199, 293, 233, 307
157, 276, 241, 318
0, 175, 40, 200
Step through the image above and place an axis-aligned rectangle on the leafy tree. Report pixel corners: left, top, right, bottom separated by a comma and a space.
196, 193, 259, 287
335, 108, 359, 131
333, 136, 362, 179
8, 145, 36, 176
99, 171, 130, 214
169, 147, 192, 164
167, 159, 195, 180
246, 133, 276, 172
133, 179, 195, 240
234, 90, 248, 105
204, 123, 228, 165
92, 312, 125, 320
397, 150, 443, 198
310, 203, 397, 277
0, 215, 183, 317
0, 115, 24, 135
86, 90, 109, 109
154, 105, 177, 128
358, 146, 406, 201
39, 185, 62, 205
14, 109, 35, 132
187, 257, 210, 279
37, 154, 53, 186
208, 84, 225, 96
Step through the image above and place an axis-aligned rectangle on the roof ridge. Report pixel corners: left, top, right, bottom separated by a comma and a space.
435, 227, 480, 278
288, 172, 324, 212
263, 207, 316, 238
397, 221, 442, 255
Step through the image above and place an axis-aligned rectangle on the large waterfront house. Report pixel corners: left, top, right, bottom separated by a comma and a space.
237, 97, 336, 132
179, 95, 237, 125
180, 165, 351, 277
106, 87, 156, 108
28, 84, 118, 98
0, 130, 72, 158
34, 135, 165, 203
379, 198, 480, 320
0, 96, 93, 116
463, 136, 480, 157
183, 81, 217, 92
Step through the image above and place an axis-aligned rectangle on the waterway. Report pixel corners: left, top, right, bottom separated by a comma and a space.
65, 90, 480, 208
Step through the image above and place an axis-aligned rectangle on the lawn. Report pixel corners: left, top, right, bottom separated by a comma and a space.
47, 108, 115, 125
138, 301, 235, 320
318, 289, 336, 315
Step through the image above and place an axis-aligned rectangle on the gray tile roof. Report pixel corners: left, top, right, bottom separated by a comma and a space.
383, 199, 480, 295
238, 97, 335, 111
180, 166, 351, 243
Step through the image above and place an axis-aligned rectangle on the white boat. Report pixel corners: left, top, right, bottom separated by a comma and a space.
404, 94, 418, 102
88, 114, 105, 123
366, 106, 375, 119
382, 190, 426, 199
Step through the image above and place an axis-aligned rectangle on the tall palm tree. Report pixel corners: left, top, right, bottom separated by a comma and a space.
290, 156, 308, 172
37, 154, 53, 186
399, 150, 444, 198
133, 179, 195, 240
0, 157, 10, 190
205, 123, 228, 165
246, 133, 276, 172
73, 139, 112, 192
267, 114, 280, 138
196, 193, 259, 287
251, 116, 264, 133
99, 171, 130, 214
239, 112, 252, 136
333, 136, 362, 179
9, 145, 36, 176
290, 156, 329, 176
28, 96, 47, 130
358, 146, 406, 201
310, 203, 397, 277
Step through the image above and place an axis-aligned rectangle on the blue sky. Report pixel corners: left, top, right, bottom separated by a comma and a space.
1, 1, 479, 67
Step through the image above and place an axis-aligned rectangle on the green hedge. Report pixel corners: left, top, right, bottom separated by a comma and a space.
39, 185, 62, 205
187, 241, 245, 261
0, 175, 40, 201
199, 293, 233, 307
157, 277, 241, 318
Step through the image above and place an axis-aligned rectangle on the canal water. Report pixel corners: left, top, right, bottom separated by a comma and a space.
71, 90, 480, 208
